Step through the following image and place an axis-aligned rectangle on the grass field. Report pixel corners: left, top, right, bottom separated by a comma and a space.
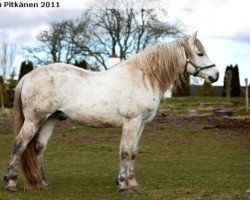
160, 97, 249, 116
0, 97, 250, 199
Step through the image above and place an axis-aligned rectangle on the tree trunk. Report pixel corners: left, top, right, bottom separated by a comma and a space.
226, 71, 232, 101
0, 86, 4, 109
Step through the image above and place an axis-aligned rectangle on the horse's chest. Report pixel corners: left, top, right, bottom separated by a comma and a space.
119, 94, 160, 122
143, 98, 160, 122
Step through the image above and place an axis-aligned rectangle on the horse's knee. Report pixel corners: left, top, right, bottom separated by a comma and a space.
36, 142, 46, 156
121, 151, 131, 160
120, 149, 137, 160
131, 151, 136, 160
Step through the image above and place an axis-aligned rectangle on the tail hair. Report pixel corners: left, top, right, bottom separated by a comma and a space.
13, 78, 44, 189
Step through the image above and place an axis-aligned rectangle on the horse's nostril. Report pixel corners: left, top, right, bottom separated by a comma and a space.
216, 72, 219, 80
208, 76, 216, 83
208, 76, 213, 82
208, 72, 219, 83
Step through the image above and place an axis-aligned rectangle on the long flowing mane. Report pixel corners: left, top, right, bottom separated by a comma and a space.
126, 39, 197, 92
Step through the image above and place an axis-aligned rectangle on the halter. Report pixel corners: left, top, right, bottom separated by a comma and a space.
185, 58, 216, 77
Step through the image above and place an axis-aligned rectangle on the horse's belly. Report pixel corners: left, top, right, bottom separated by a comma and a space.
75, 116, 123, 128
64, 109, 123, 128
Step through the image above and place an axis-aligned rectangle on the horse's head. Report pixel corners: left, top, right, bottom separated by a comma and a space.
186, 32, 219, 83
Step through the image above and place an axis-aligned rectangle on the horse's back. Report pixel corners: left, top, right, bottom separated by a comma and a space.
32, 63, 95, 77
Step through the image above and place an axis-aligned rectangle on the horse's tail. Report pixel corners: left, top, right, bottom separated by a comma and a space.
13, 78, 25, 136
13, 77, 44, 189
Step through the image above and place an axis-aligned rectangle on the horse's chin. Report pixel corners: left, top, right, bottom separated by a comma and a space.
197, 74, 211, 83
205, 78, 211, 84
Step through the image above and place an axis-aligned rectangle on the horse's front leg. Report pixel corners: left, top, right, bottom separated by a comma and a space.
117, 117, 144, 192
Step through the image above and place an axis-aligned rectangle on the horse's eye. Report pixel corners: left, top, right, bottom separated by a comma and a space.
197, 52, 204, 57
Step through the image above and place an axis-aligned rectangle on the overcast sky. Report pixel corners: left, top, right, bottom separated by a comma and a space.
0, 0, 249, 86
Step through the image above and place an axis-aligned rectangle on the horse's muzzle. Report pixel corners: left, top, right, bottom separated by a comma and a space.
208, 72, 219, 83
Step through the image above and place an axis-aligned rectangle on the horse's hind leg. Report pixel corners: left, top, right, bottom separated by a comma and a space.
36, 118, 56, 188
4, 120, 40, 191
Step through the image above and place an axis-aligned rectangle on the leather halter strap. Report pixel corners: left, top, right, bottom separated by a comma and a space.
185, 58, 216, 77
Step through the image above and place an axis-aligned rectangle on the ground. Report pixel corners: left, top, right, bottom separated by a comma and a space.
1, 115, 250, 135
0, 97, 250, 199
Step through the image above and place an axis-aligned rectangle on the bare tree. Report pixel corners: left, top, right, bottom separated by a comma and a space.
0, 42, 16, 109
76, 7, 184, 69
0, 42, 16, 81
24, 2, 184, 69
25, 18, 91, 66
0, 76, 5, 109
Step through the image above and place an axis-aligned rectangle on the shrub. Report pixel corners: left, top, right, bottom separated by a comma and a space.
199, 81, 216, 97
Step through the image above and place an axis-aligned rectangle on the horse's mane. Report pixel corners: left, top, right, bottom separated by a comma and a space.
126, 39, 202, 92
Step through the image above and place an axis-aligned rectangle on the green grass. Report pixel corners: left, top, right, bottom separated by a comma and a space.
1, 122, 249, 199
0, 97, 249, 199
160, 97, 249, 116
0, 109, 11, 119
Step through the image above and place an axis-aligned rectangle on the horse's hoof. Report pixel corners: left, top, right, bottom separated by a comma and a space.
130, 186, 142, 192
44, 185, 50, 190
5, 185, 18, 192
43, 181, 50, 189
119, 186, 142, 193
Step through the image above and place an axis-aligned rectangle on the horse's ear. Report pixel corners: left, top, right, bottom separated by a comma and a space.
188, 31, 198, 44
